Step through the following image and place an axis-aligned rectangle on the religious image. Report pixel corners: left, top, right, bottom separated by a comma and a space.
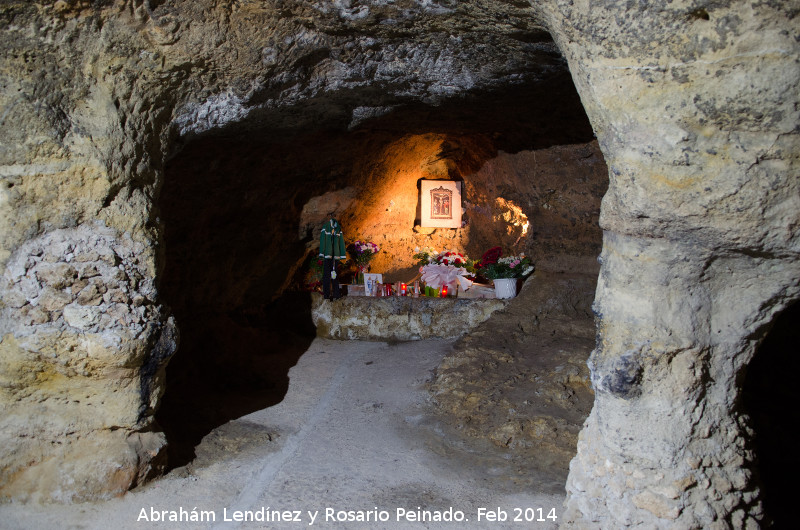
420, 180, 462, 228
430, 186, 452, 220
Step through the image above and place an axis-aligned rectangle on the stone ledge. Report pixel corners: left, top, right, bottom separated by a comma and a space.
311, 292, 508, 341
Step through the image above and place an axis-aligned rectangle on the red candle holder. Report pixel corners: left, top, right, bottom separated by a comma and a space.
440, 285, 448, 297
400, 283, 407, 296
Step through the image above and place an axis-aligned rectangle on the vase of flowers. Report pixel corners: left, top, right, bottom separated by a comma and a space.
492, 278, 518, 299
350, 240, 379, 284
476, 247, 534, 299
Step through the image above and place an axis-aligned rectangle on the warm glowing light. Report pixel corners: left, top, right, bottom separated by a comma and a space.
440, 285, 448, 297
342, 134, 475, 275
400, 283, 408, 295
494, 197, 530, 243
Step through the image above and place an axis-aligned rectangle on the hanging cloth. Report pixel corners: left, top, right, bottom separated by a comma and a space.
319, 218, 346, 260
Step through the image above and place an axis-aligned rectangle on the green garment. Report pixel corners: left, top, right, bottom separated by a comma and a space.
319, 218, 346, 260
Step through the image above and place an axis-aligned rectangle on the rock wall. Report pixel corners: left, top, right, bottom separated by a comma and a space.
430, 271, 598, 492
537, 1, 800, 527
0, 3, 178, 501
463, 142, 606, 275
0, 224, 176, 501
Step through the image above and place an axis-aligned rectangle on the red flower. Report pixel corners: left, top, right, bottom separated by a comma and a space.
478, 246, 503, 268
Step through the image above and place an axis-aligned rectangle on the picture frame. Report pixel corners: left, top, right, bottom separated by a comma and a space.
363, 273, 383, 296
420, 180, 462, 228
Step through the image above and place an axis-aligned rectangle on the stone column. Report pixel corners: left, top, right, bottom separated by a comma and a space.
0, 7, 177, 501
538, 0, 800, 526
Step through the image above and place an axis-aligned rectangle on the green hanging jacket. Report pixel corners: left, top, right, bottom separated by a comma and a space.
319, 218, 347, 260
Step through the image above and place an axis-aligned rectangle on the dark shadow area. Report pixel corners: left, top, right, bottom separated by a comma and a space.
156, 292, 316, 468
359, 72, 595, 154
742, 301, 800, 528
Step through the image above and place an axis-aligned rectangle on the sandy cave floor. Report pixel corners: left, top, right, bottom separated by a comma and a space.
1, 338, 564, 529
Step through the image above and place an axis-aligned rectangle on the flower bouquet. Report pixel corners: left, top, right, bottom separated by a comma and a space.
413, 247, 439, 268
435, 250, 470, 268
414, 248, 475, 296
475, 247, 534, 299
349, 240, 379, 283
413, 247, 473, 269
478, 252, 534, 279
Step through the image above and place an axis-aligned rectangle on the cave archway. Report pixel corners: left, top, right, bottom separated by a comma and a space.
155, 73, 606, 469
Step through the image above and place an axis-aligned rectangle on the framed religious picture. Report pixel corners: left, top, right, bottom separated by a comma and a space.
363, 273, 383, 296
420, 180, 462, 228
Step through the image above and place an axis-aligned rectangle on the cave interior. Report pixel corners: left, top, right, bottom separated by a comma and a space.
155, 69, 602, 467
1, 2, 797, 525
154, 54, 796, 526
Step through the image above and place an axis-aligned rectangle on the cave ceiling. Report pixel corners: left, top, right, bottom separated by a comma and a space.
146, 0, 577, 146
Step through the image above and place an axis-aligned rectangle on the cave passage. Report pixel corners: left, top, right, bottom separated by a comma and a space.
155, 74, 598, 469
742, 301, 800, 527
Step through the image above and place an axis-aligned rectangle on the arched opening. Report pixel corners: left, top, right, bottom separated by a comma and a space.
742, 301, 800, 527
154, 61, 606, 474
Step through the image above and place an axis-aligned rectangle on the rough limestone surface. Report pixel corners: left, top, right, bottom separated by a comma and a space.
311, 292, 507, 341
0, 223, 176, 501
0, 1, 798, 526
430, 271, 597, 492
537, 1, 800, 528
0, 0, 567, 501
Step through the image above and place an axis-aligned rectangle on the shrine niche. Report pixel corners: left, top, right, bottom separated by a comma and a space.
420, 180, 462, 229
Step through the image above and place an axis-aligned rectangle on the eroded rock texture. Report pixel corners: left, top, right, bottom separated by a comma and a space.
541, 1, 800, 528
0, 0, 591, 502
0, 224, 176, 501
0, 1, 798, 527
430, 271, 597, 493
311, 293, 507, 340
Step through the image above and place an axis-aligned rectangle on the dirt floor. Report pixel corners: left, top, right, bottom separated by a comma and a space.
1, 338, 566, 529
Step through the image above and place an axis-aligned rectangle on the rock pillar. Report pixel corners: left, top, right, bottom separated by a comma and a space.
0, 7, 177, 501
539, 0, 800, 526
